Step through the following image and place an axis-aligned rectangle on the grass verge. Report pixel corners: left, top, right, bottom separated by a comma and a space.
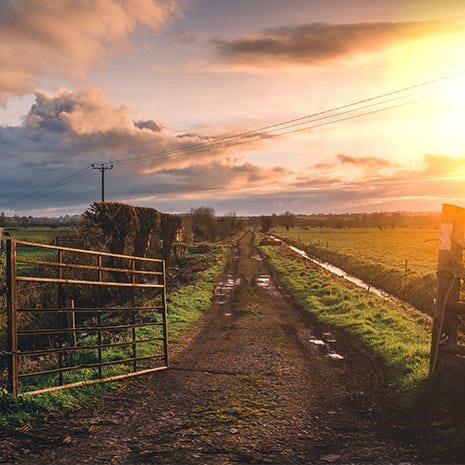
258, 240, 431, 408
259, 238, 465, 458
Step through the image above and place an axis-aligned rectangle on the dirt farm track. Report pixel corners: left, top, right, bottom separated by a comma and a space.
0, 232, 434, 464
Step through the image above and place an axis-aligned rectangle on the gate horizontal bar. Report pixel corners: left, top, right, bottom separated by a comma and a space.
18, 306, 164, 313
19, 337, 164, 357
17, 276, 164, 288
18, 321, 163, 336
18, 366, 168, 397
15, 240, 163, 263
16, 258, 163, 276
18, 353, 165, 378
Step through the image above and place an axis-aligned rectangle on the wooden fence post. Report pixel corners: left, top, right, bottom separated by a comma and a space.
430, 204, 465, 375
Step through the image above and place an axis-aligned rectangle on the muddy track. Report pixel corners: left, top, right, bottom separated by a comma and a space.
0, 232, 425, 464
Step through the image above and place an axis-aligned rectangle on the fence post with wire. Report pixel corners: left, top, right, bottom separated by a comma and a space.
429, 203, 465, 376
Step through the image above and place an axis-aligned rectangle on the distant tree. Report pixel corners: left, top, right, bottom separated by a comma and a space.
0, 212, 5, 227
217, 212, 239, 240
190, 206, 217, 242
279, 211, 296, 231
160, 213, 183, 262
260, 215, 273, 233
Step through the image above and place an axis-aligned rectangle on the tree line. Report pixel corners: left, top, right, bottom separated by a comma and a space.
258, 211, 441, 232
0, 212, 80, 228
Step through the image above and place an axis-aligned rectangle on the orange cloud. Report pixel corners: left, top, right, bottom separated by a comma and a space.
420, 153, 465, 176
0, 0, 179, 101
312, 154, 397, 171
214, 21, 459, 68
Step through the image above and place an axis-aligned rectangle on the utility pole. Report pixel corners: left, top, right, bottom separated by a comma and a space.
92, 163, 113, 202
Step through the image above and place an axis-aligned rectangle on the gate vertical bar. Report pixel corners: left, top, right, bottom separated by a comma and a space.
97, 255, 103, 378
161, 260, 169, 367
6, 239, 18, 396
131, 258, 137, 372
57, 249, 64, 385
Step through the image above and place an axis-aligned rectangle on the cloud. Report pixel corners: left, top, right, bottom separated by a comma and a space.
312, 154, 397, 171
0, 88, 289, 212
420, 153, 465, 176
2, 89, 465, 216
134, 120, 163, 132
0, 0, 179, 102
214, 21, 457, 67
289, 153, 465, 211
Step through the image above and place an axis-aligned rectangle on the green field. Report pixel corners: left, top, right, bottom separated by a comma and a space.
271, 227, 439, 275
4, 226, 75, 244
1, 227, 75, 276
270, 226, 438, 314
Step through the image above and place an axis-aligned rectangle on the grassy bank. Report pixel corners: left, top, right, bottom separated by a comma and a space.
0, 241, 231, 427
258, 239, 432, 405
259, 237, 465, 457
272, 227, 437, 315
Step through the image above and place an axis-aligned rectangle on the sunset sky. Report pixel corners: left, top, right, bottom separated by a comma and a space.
1, 0, 465, 216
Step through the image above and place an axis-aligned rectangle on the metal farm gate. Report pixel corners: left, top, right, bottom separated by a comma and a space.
5, 239, 169, 396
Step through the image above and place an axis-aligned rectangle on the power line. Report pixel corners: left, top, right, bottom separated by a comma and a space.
2, 70, 464, 209
115, 79, 457, 168
112, 70, 465, 167
0, 167, 91, 209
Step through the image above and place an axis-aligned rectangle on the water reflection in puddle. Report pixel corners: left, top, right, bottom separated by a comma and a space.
310, 332, 345, 360
214, 274, 242, 311
256, 275, 271, 288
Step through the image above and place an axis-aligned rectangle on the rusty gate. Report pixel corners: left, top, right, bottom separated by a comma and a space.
5, 239, 169, 396
430, 203, 465, 375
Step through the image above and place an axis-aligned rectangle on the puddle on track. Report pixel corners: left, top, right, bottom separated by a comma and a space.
310, 333, 345, 361
255, 275, 271, 289
215, 274, 242, 307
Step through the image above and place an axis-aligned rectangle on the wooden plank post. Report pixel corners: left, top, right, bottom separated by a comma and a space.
430, 204, 465, 376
